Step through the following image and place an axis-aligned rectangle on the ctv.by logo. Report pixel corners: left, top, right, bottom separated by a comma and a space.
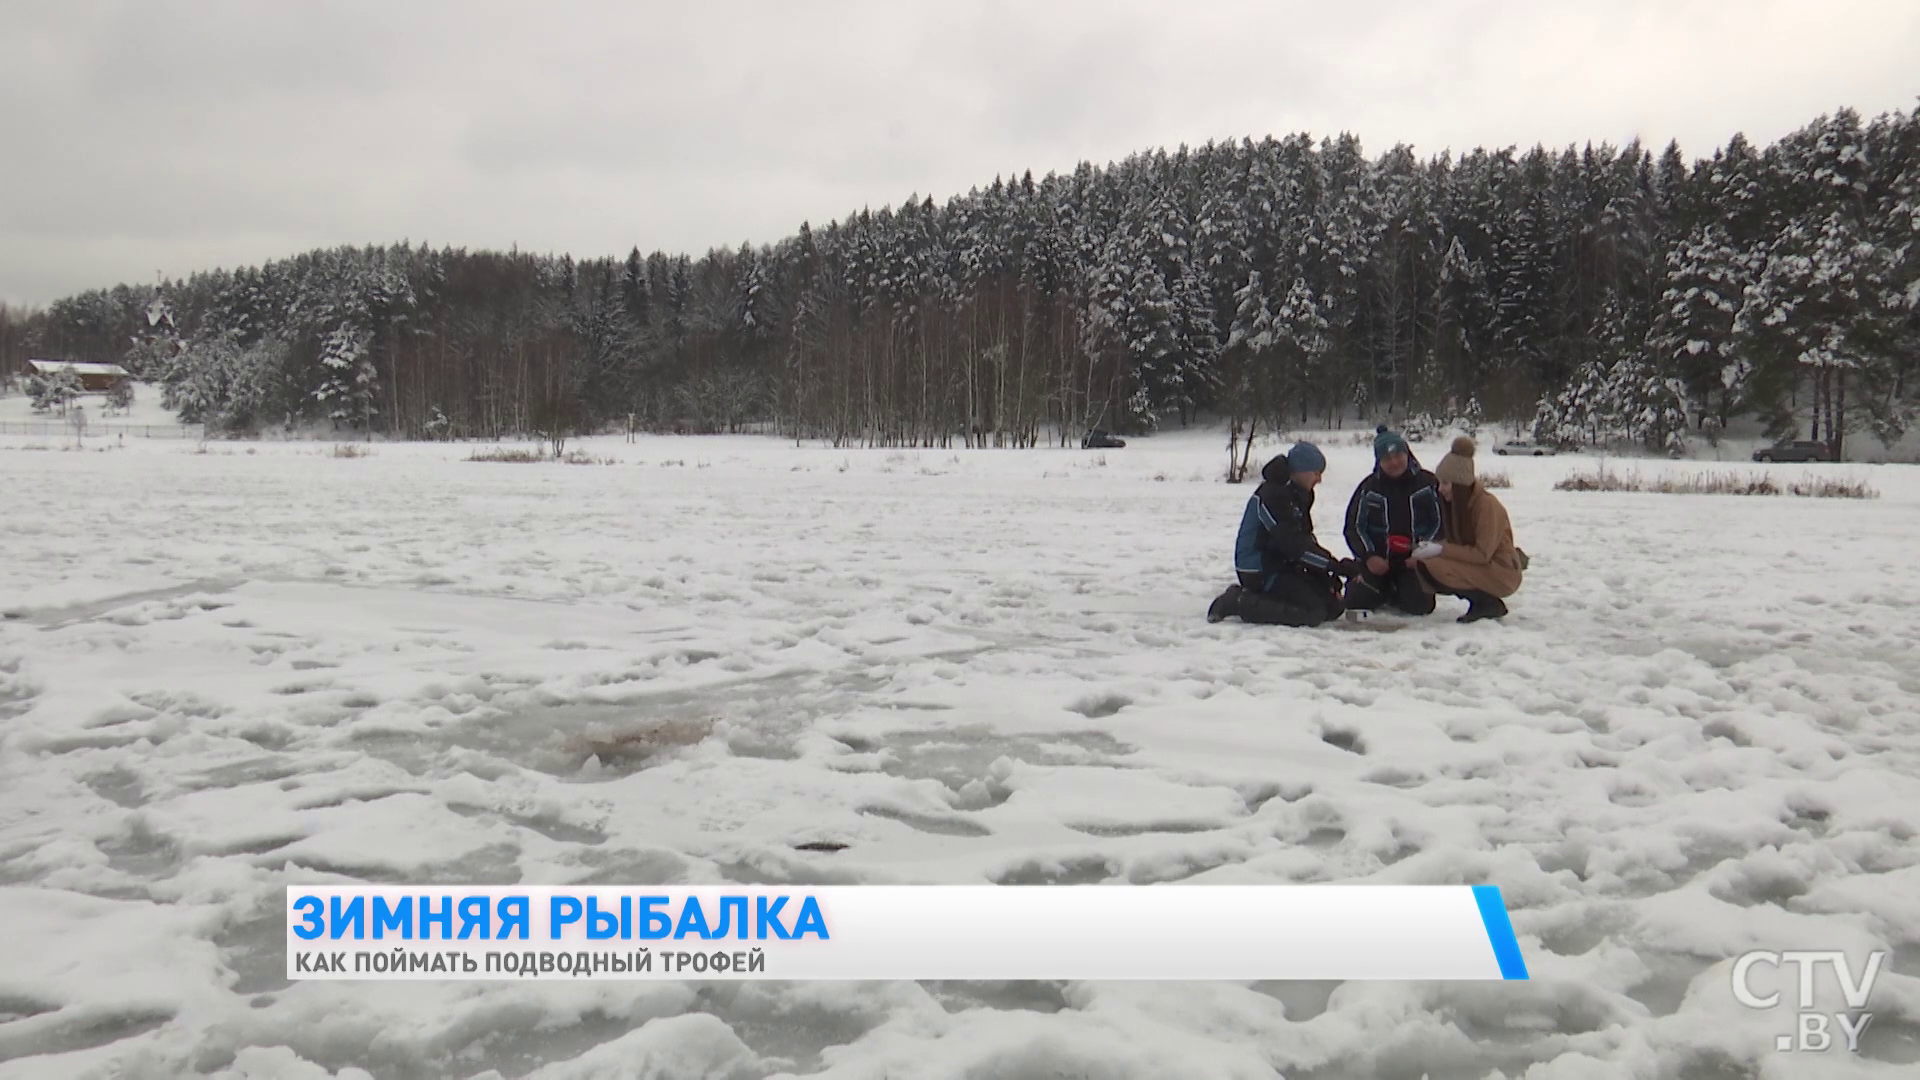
1732, 950, 1885, 1053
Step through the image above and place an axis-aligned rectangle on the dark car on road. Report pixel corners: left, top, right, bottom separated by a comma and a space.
1752, 440, 1832, 463
1082, 429, 1127, 449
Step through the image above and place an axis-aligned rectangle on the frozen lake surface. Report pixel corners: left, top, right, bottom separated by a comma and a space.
2, 427, 1918, 1078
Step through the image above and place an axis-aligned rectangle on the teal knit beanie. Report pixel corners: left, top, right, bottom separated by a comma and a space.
1373, 424, 1409, 462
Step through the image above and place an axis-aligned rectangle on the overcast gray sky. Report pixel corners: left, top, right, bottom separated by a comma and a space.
3, 0, 1916, 306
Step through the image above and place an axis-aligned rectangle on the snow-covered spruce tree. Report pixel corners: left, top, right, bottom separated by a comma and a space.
153, 338, 210, 421
1736, 209, 1903, 457
1125, 278, 1182, 429
1220, 270, 1275, 481
1396, 408, 1448, 443
576, 270, 633, 431
1597, 295, 1689, 453
1488, 169, 1555, 416
1733, 108, 1915, 457
1313, 132, 1374, 422
157, 331, 286, 432
1270, 276, 1331, 427
1532, 359, 1605, 448
28, 367, 84, 414
733, 242, 780, 424
1055, 178, 1155, 436
1535, 296, 1621, 449
1430, 234, 1495, 415
123, 292, 183, 382
1363, 143, 1436, 416
1403, 352, 1452, 430
1603, 356, 1691, 454
1453, 394, 1485, 437
314, 323, 377, 431
1142, 177, 1215, 425
1119, 263, 1180, 431
1647, 223, 1760, 430
1865, 107, 1920, 447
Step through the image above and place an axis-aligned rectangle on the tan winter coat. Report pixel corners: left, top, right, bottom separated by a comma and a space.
1422, 486, 1523, 598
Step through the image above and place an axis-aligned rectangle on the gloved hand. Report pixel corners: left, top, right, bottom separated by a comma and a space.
1412, 542, 1444, 560
1335, 558, 1360, 578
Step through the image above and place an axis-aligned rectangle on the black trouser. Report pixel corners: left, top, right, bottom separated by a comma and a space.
1233, 568, 1345, 627
1343, 562, 1436, 616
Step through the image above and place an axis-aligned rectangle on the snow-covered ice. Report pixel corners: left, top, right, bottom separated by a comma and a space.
2, 425, 1918, 1078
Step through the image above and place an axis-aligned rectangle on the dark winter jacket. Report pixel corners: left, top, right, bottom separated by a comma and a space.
1234, 454, 1339, 590
1343, 456, 1442, 562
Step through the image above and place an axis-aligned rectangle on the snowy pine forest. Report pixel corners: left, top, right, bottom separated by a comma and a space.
3, 105, 1917, 457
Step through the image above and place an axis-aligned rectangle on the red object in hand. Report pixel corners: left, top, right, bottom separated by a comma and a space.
1387, 535, 1413, 556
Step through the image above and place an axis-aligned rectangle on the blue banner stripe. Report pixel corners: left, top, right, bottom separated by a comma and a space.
1472, 885, 1529, 980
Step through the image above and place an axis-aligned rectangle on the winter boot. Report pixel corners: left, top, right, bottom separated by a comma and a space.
1457, 590, 1508, 624
1206, 585, 1244, 623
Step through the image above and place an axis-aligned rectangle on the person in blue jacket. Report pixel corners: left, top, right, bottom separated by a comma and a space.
1341, 425, 1443, 616
1207, 442, 1354, 627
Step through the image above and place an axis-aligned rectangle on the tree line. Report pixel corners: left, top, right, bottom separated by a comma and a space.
2, 102, 1915, 458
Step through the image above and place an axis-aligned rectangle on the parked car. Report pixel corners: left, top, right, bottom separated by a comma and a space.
1752, 439, 1832, 462
1493, 440, 1558, 457
1082, 429, 1127, 449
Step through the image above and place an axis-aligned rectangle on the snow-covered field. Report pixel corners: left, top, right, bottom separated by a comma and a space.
2, 421, 1919, 1080
0, 385, 192, 435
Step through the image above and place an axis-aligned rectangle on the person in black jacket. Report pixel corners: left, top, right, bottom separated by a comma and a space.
1341, 426, 1442, 616
1207, 442, 1353, 627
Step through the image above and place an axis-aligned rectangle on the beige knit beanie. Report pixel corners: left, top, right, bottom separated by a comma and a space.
1434, 435, 1477, 486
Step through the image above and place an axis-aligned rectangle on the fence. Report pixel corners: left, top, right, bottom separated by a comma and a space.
0, 420, 205, 440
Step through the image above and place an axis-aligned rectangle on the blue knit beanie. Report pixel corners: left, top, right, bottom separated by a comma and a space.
1286, 441, 1327, 475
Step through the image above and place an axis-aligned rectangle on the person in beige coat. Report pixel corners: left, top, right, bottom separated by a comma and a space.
1408, 436, 1524, 623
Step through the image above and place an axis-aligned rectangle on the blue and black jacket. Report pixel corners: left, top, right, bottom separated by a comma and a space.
1234, 454, 1338, 591
1343, 455, 1442, 563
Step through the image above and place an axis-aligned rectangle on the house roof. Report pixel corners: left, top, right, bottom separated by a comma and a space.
29, 359, 131, 378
